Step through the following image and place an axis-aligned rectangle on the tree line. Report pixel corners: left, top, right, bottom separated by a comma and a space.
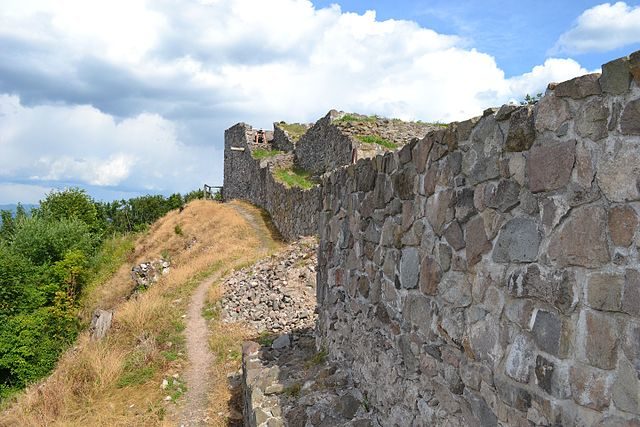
0, 187, 205, 398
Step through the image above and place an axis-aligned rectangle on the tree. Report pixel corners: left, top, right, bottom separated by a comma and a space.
35, 188, 100, 232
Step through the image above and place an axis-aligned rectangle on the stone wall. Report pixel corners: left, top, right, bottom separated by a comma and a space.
224, 123, 321, 241
294, 110, 356, 176
317, 52, 640, 426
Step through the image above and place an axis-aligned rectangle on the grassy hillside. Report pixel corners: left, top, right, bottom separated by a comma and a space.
0, 200, 281, 426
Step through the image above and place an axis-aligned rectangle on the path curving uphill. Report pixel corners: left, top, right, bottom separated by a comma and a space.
178, 201, 278, 426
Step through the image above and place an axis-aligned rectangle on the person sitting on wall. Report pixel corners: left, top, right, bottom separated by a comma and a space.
255, 129, 266, 144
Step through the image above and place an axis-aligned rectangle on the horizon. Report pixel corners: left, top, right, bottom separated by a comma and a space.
1, 0, 639, 204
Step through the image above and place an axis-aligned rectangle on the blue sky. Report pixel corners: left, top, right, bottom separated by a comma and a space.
0, 0, 639, 204
314, 0, 640, 75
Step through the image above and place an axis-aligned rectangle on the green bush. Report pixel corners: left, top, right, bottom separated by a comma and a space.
11, 217, 95, 265
35, 188, 100, 232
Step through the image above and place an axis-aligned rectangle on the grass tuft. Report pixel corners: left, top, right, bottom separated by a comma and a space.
274, 168, 315, 190
252, 148, 284, 160
356, 134, 397, 149
278, 122, 308, 141
335, 113, 378, 123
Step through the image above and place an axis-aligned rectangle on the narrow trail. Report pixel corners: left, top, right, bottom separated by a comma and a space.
178, 202, 275, 426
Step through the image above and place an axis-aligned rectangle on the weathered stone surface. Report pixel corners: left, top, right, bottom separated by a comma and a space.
531, 309, 564, 357
621, 99, 640, 135
600, 57, 632, 95
439, 273, 472, 308
469, 317, 502, 365
586, 273, 624, 311
623, 320, 640, 377
507, 264, 573, 313
455, 187, 476, 223
579, 309, 618, 370
548, 205, 610, 268
419, 255, 442, 296
89, 309, 113, 340
492, 217, 540, 263
465, 215, 492, 265
506, 106, 535, 152
622, 269, 640, 317
426, 190, 454, 235
403, 293, 433, 333
505, 334, 535, 383
527, 140, 576, 193
595, 416, 640, 427
444, 220, 465, 250
597, 141, 640, 201
570, 364, 612, 411
465, 390, 498, 427
576, 98, 609, 141
484, 180, 520, 212
612, 357, 640, 414
495, 104, 518, 121
554, 73, 602, 99
535, 355, 571, 399
399, 247, 420, 289
631, 50, 640, 83
609, 205, 638, 246
535, 94, 571, 132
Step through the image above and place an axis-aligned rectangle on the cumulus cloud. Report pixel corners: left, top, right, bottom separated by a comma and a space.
0, 95, 220, 201
0, 0, 594, 202
552, 2, 640, 54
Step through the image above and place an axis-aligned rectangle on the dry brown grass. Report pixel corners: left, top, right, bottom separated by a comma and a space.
0, 200, 281, 427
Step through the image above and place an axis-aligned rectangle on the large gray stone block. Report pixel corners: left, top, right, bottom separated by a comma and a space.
492, 217, 540, 263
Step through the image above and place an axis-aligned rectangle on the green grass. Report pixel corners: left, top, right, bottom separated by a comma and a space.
252, 148, 284, 160
356, 135, 397, 150
305, 348, 328, 368
278, 122, 308, 141
335, 113, 378, 123
274, 168, 315, 190
283, 383, 301, 398
256, 331, 276, 347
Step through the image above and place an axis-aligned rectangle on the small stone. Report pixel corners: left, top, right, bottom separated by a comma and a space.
576, 98, 609, 141
622, 269, 640, 317
579, 309, 618, 370
548, 205, 610, 268
399, 247, 420, 289
612, 357, 640, 413
570, 364, 612, 411
505, 106, 535, 152
443, 221, 465, 250
531, 309, 564, 357
426, 190, 454, 235
504, 335, 534, 383
586, 273, 624, 312
455, 187, 476, 223
600, 57, 632, 95
535, 355, 571, 399
272, 334, 290, 349
554, 73, 602, 99
495, 104, 518, 121
465, 215, 492, 266
609, 205, 638, 247
492, 217, 540, 263
527, 140, 576, 193
535, 94, 571, 132
161, 379, 169, 390
597, 141, 640, 201
484, 180, 520, 212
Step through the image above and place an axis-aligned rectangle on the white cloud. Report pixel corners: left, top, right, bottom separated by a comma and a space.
0, 0, 595, 202
552, 2, 640, 54
0, 95, 219, 196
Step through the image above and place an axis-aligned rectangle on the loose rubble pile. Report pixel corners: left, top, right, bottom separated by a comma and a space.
221, 237, 317, 334
130, 259, 171, 292
243, 335, 375, 427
